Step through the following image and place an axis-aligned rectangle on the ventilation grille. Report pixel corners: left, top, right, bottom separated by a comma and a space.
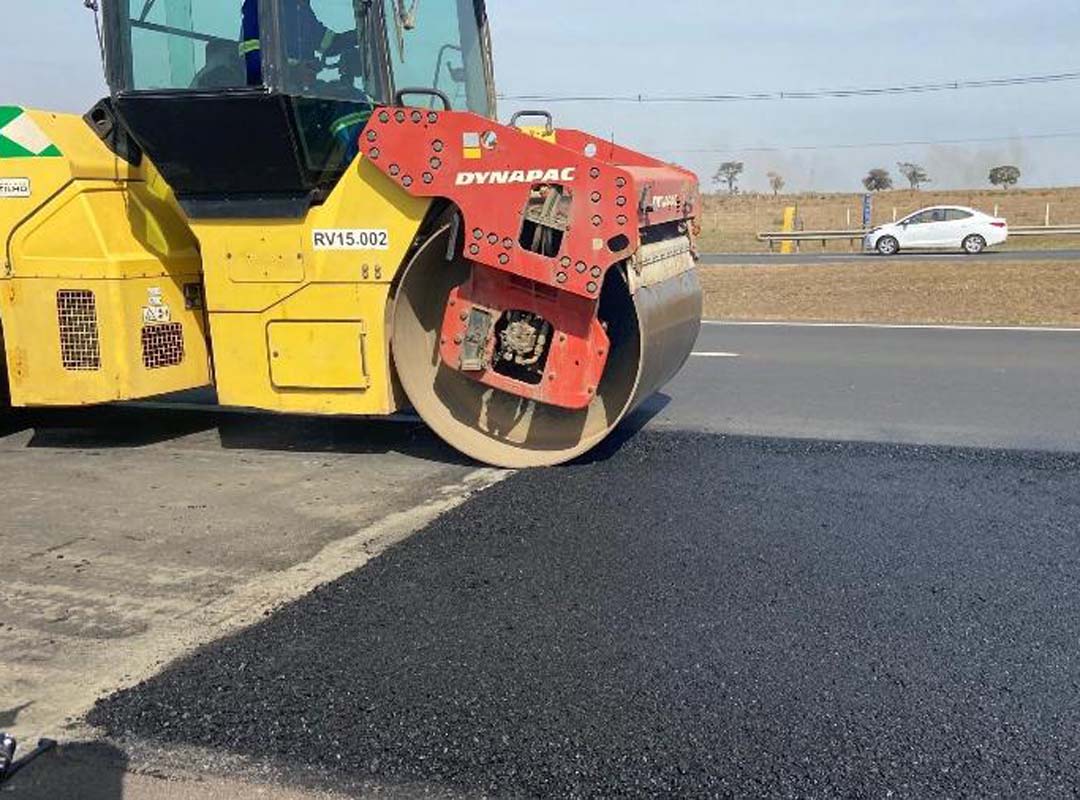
57, 290, 102, 371
142, 322, 185, 370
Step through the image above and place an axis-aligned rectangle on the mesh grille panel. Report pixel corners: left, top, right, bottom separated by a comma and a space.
142, 322, 185, 369
57, 290, 102, 371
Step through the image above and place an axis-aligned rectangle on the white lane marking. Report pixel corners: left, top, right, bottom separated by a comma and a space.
702, 320, 1080, 333
692, 351, 741, 358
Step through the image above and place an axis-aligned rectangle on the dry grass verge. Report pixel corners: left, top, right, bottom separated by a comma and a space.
699, 187, 1080, 253
700, 260, 1080, 326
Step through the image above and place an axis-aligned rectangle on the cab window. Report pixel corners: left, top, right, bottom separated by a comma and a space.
273, 0, 382, 178
383, 0, 491, 115
122, 0, 246, 91
945, 209, 974, 221
905, 211, 934, 225
277, 0, 380, 103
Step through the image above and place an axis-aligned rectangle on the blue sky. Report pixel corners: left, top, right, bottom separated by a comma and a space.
3, 1, 1078, 192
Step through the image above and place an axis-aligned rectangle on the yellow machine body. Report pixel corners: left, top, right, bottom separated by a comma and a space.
0, 108, 431, 416
1, 109, 209, 406
193, 158, 430, 416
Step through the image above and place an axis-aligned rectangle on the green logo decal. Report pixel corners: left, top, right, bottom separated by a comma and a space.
0, 107, 63, 159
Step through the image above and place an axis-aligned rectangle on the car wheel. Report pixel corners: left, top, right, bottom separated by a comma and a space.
876, 236, 900, 256
962, 234, 986, 255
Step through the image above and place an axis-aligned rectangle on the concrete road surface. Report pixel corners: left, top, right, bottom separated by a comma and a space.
701, 248, 1080, 265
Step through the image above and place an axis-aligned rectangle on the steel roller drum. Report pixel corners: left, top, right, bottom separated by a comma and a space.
392, 226, 702, 468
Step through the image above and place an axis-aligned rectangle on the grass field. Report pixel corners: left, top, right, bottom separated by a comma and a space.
698, 186, 1080, 253
700, 259, 1080, 326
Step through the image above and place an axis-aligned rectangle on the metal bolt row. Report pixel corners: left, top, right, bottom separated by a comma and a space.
376, 110, 439, 125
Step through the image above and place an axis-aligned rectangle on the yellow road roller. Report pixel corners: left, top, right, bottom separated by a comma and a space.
0, 0, 701, 467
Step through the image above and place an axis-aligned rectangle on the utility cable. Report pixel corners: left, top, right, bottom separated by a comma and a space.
500, 70, 1080, 105
653, 130, 1080, 156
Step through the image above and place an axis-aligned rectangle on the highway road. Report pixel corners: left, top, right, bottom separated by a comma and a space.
701, 248, 1080, 265
656, 321, 1080, 451
11, 322, 1080, 798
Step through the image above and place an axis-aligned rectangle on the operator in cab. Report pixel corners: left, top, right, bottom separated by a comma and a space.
239, 0, 370, 163
239, 0, 358, 86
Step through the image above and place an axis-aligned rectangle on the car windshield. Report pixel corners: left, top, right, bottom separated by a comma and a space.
903, 209, 947, 224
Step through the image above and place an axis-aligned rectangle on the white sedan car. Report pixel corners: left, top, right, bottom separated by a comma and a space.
864, 206, 1008, 256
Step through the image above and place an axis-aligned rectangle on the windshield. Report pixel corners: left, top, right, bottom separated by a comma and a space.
383, 0, 492, 115
119, 0, 247, 91
113, 0, 383, 98
110, 0, 490, 113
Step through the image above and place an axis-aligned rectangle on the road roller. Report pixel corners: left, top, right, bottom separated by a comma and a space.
0, 0, 701, 468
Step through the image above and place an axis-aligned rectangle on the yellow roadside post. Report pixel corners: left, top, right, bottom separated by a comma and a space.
780, 206, 797, 254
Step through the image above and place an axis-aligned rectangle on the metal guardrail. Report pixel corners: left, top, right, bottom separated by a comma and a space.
758, 230, 868, 250
757, 226, 1080, 250
1008, 225, 1080, 237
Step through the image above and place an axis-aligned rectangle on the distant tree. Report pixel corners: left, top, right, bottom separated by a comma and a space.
767, 171, 786, 196
862, 168, 893, 192
713, 161, 745, 194
989, 165, 1021, 190
897, 162, 930, 190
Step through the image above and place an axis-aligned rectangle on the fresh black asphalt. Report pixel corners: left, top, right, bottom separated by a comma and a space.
90, 431, 1080, 798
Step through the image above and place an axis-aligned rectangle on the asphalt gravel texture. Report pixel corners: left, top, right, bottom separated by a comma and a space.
90, 432, 1080, 798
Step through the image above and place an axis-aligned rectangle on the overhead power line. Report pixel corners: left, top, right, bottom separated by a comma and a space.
654, 130, 1080, 155
500, 70, 1080, 104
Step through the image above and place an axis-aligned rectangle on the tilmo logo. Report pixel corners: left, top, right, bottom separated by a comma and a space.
455, 168, 577, 186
